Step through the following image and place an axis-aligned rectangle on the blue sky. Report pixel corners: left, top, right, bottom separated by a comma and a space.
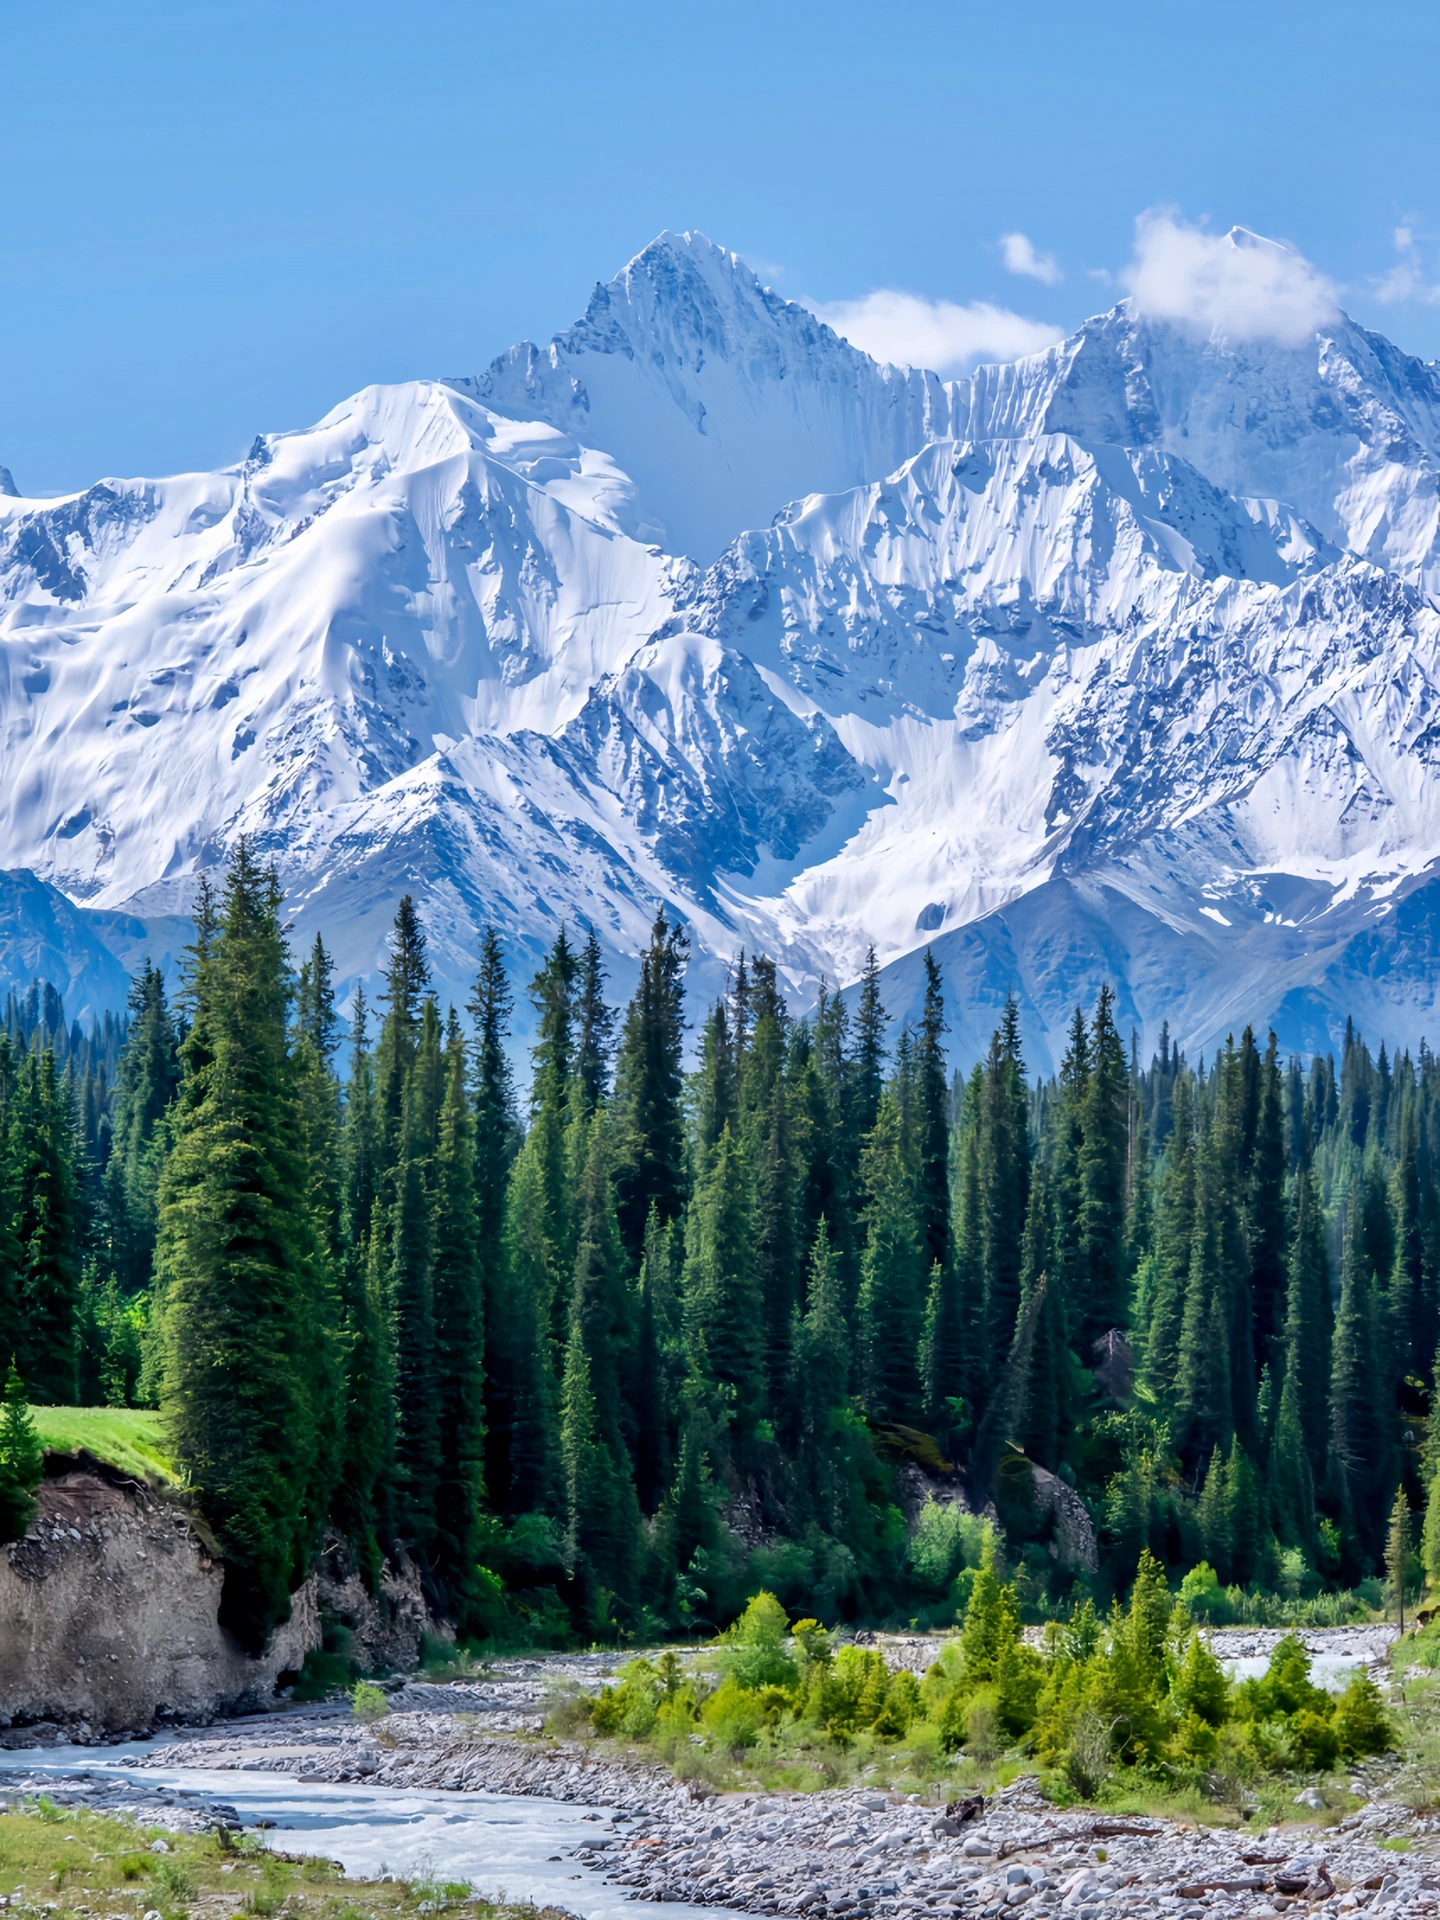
6, 0, 1440, 495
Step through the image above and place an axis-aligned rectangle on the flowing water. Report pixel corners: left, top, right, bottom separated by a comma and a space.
0, 1746, 732, 1920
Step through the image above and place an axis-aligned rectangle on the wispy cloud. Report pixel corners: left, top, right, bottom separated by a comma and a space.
808, 290, 1063, 375
740, 251, 787, 286
1121, 210, 1338, 346
1374, 225, 1440, 306
1000, 231, 1063, 285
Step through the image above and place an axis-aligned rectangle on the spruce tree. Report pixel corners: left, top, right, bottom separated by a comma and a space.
1018, 1176, 1068, 1471
856, 1094, 926, 1425
527, 927, 580, 1298
295, 933, 339, 1061
498, 1141, 561, 1513
1391, 1105, 1428, 1379
1386, 1486, 1412, 1629
559, 1295, 639, 1620
796, 1218, 852, 1511
573, 925, 616, 1118
1270, 1359, 1315, 1552
1247, 1035, 1289, 1368
1078, 986, 1129, 1341
1049, 1007, 1090, 1354
333, 991, 389, 1583
1177, 1118, 1233, 1462
569, 1115, 632, 1446
1285, 1165, 1333, 1479
10, 1047, 81, 1403
612, 913, 689, 1264
468, 928, 520, 1508
632, 1206, 678, 1514
849, 946, 888, 1146
374, 897, 431, 1186
932, 1075, 980, 1417
1139, 1071, 1196, 1403
695, 999, 739, 1170
684, 1123, 763, 1444
0, 1358, 43, 1545
291, 955, 344, 1548
104, 960, 179, 1293
657, 1414, 720, 1588
1225, 1435, 1261, 1586
158, 844, 337, 1650
387, 997, 441, 1554
0, 1037, 25, 1371
1329, 1196, 1386, 1558
430, 1010, 484, 1622
1196, 1445, 1231, 1580
911, 952, 951, 1279
979, 1002, 1030, 1375
740, 962, 798, 1406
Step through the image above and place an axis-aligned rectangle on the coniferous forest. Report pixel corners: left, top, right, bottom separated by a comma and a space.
3, 843, 1440, 1653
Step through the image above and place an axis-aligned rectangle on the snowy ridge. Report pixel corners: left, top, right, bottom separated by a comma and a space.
457, 232, 960, 563
4, 229, 1440, 1062
955, 296, 1440, 593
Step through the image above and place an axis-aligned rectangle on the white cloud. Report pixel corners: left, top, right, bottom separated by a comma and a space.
1000, 231, 1063, 285
1374, 224, 1440, 307
1121, 210, 1339, 346
740, 251, 787, 286
808, 290, 1063, 374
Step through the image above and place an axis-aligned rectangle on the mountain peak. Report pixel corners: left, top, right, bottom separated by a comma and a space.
458, 231, 957, 560
955, 289, 1440, 589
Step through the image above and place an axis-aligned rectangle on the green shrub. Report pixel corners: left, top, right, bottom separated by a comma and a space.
351, 1681, 390, 1721
1237, 1634, 1332, 1721
591, 1658, 664, 1739
575, 1549, 1392, 1803
1289, 1708, 1340, 1771
1333, 1673, 1394, 1757
292, 1646, 360, 1702
718, 1592, 798, 1690
151, 1857, 196, 1903
701, 1676, 768, 1749
244, 1861, 293, 1917
1172, 1632, 1228, 1726
905, 1501, 994, 1593
1179, 1562, 1230, 1623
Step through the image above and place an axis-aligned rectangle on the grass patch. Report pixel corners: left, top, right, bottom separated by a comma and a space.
29, 1406, 179, 1486
0, 1802, 573, 1920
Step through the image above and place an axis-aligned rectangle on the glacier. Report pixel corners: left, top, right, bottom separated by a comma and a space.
4, 227, 1440, 1068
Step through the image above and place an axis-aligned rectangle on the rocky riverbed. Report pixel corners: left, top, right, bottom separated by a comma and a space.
2, 1632, 1429, 1920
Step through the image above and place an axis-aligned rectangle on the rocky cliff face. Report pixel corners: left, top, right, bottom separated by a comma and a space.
0, 1458, 429, 1741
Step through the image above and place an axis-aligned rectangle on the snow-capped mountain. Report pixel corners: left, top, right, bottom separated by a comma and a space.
459, 235, 958, 563
4, 227, 1440, 1067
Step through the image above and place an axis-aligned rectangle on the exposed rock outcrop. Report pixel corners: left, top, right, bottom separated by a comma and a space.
0, 1458, 319, 1740
1030, 1463, 1099, 1573
0, 1458, 434, 1740
311, 1533, 431, 1675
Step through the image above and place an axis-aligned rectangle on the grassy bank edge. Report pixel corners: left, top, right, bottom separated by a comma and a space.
0, 1798, 569, 1920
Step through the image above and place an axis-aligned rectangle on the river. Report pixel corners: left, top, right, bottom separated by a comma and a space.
0, 1745, 733, 1920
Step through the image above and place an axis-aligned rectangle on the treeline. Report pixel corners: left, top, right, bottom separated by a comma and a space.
3, 844, 1440, 1650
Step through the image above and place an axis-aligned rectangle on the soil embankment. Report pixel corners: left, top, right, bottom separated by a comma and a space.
0, 1457, 428, 1741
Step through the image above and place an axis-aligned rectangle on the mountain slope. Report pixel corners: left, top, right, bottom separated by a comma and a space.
458, 231, 959, 563
4, 228, 1440, 1066
956, 256, 1440, 594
